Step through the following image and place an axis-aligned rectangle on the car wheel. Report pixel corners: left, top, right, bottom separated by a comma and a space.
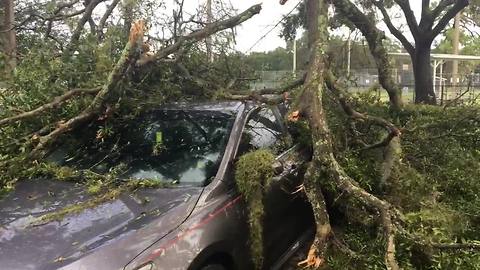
200, 264, 227, 270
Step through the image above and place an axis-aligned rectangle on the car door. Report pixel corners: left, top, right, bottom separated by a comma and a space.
235, 105, 314, 269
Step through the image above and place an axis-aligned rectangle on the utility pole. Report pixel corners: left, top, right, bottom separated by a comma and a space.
293, 38, 297, 77
206, 0, 213, 62
347, 34, 351, 77
452, 12, 461, 94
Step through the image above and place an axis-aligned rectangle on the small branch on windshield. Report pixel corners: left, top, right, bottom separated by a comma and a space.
0, 87, 101, 128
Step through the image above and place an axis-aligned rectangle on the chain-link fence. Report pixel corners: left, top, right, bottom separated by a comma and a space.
348, 68, 480, 104
251, 69, 480, 104
250, 70, 304, 90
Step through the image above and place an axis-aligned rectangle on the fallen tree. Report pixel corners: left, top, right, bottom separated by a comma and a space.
272, 0, 480, 269
0, 3, 262, 189
1, 1, 480, 269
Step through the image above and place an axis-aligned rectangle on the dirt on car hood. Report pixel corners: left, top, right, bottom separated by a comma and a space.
0, 178, 202, 270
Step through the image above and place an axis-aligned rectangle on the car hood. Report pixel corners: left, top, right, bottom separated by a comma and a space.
0, 178, 203, 270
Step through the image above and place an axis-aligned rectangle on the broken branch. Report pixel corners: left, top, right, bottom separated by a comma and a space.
31, 20, 145, 158
325, 70, 401, 140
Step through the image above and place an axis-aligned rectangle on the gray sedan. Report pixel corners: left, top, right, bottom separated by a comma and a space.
0, 101, 314, 270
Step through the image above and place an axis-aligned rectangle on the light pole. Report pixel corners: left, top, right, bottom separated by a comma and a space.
293, 38, 297, 77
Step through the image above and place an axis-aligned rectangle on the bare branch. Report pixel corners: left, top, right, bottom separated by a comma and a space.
224, 93, 284, 105
231, 73, 306, 96
374, 1, 415, 54
64, 0, 106, 56
419, 0, 434, 30
431, 0, 456, 19
431, 0, 468, 40
393, 0, 419, 37
45, 0, 83, 38
97, 0, 121, 41
137, 4, 262, 66
255, 74, 306, 95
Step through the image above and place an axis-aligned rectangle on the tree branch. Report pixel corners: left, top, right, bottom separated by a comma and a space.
44, 0, 81, 38
231, 73, 306, 96
64, 0, 105, 56
97, 0, 121, 41
324, 70, 401, 139
431, 0, 456, 19
31, 21, 145, 158
432, 243, 480, 250
419, 0, 434, 30
137, 4, 262, 66
255, 74, 306, 95
374, 1, 415, 54
0, 88, 101, 127
223, 93, 285, 105
333, 0, 403, 110
394, 0, 420, 37
332, 160, 401, 269
431, 0, 468, 40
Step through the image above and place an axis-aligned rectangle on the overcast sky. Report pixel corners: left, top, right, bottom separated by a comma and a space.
184, 1, 428, 53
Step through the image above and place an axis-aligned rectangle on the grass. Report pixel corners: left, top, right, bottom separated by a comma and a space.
348, 86, 480, 104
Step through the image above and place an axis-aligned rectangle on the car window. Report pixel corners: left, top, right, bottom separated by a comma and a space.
237, 107, 290, 156
47, 110, 235, 186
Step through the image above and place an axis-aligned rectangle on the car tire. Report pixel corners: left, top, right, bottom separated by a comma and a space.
200, 264, 227, 270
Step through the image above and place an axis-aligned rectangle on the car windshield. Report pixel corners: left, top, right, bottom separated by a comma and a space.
48, 109, 236, 186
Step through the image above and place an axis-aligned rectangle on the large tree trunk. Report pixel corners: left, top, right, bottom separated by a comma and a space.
1, 0, 16, 73
294, 1, 331, 268
412, 45, 436, 104
332, 0, 402, 111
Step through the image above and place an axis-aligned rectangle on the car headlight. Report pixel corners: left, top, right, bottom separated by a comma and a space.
134, 262, 155, 270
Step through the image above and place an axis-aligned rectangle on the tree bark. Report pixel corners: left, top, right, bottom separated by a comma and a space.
412, 45, 436, 104
295, 1, 331, 267
451, 11, 461, 93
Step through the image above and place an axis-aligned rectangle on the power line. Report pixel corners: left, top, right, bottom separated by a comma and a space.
246, 1, 302, 53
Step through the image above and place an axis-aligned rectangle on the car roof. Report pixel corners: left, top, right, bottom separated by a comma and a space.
158, 101, 257, 114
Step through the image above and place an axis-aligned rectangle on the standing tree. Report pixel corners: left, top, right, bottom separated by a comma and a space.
332, 0, 404, 110
282, 0, 404, 110
372, 0, 469, 104
1, 0, 16, 74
